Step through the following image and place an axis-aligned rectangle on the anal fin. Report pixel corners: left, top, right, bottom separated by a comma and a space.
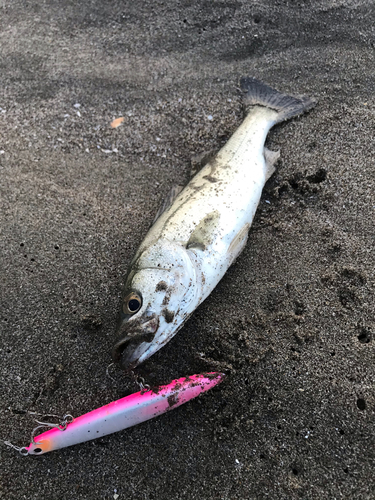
264, 147, 280, 181
228, 223, 250, 259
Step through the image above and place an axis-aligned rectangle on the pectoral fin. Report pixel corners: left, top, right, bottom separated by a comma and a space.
186, 210, 221, 251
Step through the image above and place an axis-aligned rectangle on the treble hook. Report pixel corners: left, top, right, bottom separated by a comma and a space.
130, 370, 150, 392
31, 414, 74, 444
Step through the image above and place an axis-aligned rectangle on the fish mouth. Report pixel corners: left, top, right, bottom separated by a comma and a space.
111, 315, 159, 370
111, 334, 153, 370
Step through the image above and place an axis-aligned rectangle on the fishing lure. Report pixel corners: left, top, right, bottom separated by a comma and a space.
6, 373, 224, 455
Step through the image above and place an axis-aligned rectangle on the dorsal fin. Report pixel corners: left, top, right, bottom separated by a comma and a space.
190, 149, 217, 178
153, 185, 184, 224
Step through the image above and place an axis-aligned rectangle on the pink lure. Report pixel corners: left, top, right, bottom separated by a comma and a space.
25, 373, 224, 455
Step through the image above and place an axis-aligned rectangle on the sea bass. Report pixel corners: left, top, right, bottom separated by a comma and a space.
112, 77, 316, 369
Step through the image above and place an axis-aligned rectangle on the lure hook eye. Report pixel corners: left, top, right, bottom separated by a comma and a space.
123, 291, 142, 315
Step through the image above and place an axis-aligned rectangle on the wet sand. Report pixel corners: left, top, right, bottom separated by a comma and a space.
1, 1, 374, 498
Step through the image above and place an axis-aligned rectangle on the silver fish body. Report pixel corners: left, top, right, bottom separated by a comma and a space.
112, 77, 316, 369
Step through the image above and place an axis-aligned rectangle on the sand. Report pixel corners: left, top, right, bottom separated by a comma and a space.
0, 1, 374, 498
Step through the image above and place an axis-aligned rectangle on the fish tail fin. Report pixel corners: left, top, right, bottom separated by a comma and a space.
240, 77, 316, 123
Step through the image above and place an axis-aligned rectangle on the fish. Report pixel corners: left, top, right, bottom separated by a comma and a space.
112, 77, 316, 370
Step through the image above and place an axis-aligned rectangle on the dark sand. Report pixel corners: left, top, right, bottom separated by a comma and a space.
1, 1, 374, 498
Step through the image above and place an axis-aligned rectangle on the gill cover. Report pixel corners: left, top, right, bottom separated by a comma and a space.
112, 239, 198, 369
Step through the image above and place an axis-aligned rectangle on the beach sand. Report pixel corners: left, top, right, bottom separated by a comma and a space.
0, 1, 374, 498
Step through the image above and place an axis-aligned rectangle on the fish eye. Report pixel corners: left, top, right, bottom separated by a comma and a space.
123, 291, 142, 315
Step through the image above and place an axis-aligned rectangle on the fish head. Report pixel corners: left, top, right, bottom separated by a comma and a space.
112, 240, 198, 370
